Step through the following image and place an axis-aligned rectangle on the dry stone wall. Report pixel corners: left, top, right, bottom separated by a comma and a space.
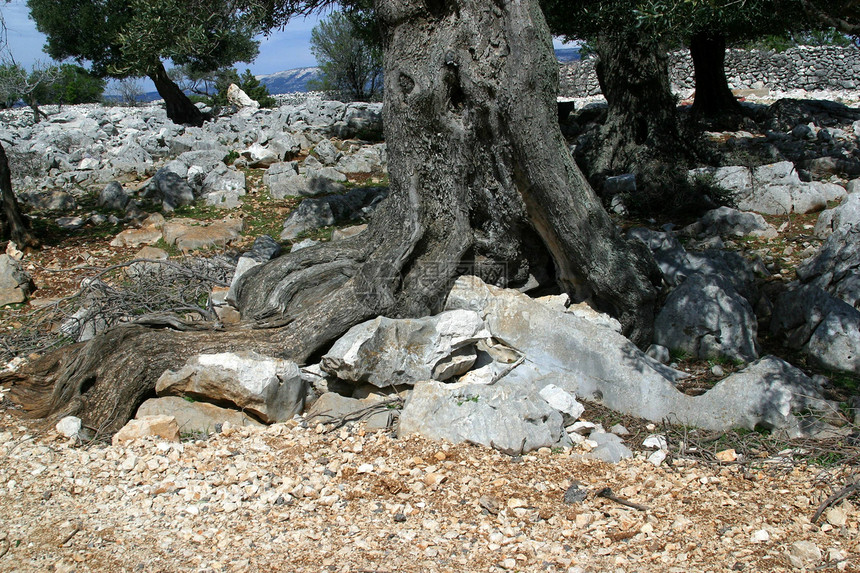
559, 45, 860, 98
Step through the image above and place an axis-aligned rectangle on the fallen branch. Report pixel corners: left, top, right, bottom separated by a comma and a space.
812, 477, 859, 524
307, 397, 403, 431
58, 523, 81, 547
596, 487, 650, 512
0, 537, 9, 559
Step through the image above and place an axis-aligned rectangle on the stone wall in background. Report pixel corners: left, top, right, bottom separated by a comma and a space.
559, 45, 860, 98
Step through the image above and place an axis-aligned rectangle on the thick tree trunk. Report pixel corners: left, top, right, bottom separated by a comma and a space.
5, 0, 660, 434
587, 28, 683, 178
690, 32, 743, 120
0, 141, 39, 250
148, 62, 209, 127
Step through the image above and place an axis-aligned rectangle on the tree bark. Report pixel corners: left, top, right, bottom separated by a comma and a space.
0, 141, 39, 250
586, 28, 684, 178
148, 61, 209, 127
5, 0, 660, 434
690, 32, 743, 120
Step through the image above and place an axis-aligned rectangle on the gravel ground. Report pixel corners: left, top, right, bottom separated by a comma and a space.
0, 398, 857, 573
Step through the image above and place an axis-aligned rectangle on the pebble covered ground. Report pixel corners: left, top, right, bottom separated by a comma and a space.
0, 398, 857, 573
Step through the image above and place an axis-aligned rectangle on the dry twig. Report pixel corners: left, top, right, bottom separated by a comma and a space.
812, 474, 859, 524
596, 487, 650, 511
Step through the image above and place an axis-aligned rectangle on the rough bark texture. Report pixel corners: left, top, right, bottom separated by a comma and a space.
0, 141, 39, 250
587, 28, 683, 178
148, 62, 209, 127
690, 32, 743, 121
6, 0, 660, 434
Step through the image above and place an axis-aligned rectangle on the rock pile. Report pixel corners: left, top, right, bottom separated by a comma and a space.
2, 92, 859, 459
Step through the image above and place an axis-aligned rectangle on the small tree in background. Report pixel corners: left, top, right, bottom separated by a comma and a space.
0, 59, 58, 120
0, 61, 24, 107
168, 63, 217, 97
309, 11, 382, 101
37, 64, 105, 105
116, 77, 144, 106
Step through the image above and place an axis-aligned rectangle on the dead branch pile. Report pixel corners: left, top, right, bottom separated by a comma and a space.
0, 256, 234, 365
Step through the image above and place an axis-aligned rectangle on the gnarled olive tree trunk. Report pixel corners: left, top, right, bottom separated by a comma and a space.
690, 32, 743, 122
148, 61, 209, 127
0, 141, 38, 250
5, 0, 659, 434
587, 27, 683, 178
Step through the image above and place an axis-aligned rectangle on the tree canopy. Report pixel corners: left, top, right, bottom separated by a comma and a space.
28, 0, 262, 78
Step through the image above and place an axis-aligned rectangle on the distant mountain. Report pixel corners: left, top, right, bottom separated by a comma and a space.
257, 67, 321, 95
257, 50, 577, 94
555, 48, 581, 63
126, 51, 579, 102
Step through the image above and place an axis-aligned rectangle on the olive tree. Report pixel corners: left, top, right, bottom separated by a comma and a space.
27, 0, 263, 125
6, 0, 661, 433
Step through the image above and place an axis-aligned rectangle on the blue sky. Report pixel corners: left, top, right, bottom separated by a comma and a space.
2, 0, 573, 91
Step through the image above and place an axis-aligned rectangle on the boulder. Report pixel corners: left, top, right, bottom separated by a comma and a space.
0, 254, 33, 305
55, 216, 86, 231
588, 432, 633, 463
244, 235, 282, 262
201, 164, 246, 209
162, 218, 243, 252
305, 392, 395, 430
331, 224, 367, 241
788, 541, 822, 569
629, 228, 759, 298
305, 166, 347, 183
280, 186, 387, 240
155, 351, 307, 423
654, 272, 758, 363
226, 84, 259, 109
112, 415, 180, 445
698, 206, 777, 239
398, 379, 568, 454
690, 162, 846, 215
263, 162, 345, 199
144, 168, 195, 211
242, 142, 282, 168
264, 163, 308, 199
444, 276, 830, 433
538, 384, 585, 424
56, 416, 83, 439
124, 246, 169, 279
321, 310, 490, 387
18, 189, 77, 213
136, 397, 263, 435
772, 285, 860, 375
312, 139, 342, 165
279, 199, 335, 239
109, 227, 162, 248
98, 181, 130, 211
798, 193, 860, 309
602, 173, 636, 196
335, 146, 385, 174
